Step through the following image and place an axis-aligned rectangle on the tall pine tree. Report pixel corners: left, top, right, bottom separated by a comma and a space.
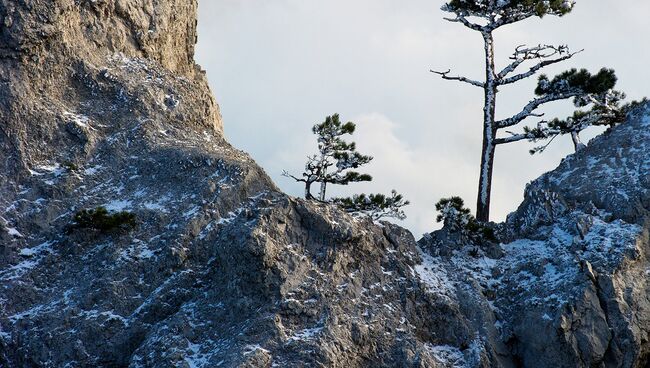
434, 0, 622, 222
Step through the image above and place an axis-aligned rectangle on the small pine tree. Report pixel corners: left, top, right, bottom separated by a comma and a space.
435, 197, 496, 244
285, 114, 410, 221
333, 190, 410, 221
435, 197, 473, 231
283, 114, 372, 200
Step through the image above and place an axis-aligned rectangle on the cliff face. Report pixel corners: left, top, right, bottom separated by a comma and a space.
420, 106, 650, 367
1, 2, 650, 368
499, 106, 650, 367
0, 0, 199, 73
0, 0, 221, 180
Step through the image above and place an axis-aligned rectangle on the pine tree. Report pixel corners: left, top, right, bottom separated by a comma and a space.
285, 114, 410, 221
525, 90, 639, 154
333, 190, 410, 221
434, 0, 621, 222
435, 196, 473, 231
283, 114, 372, 200
435, 196, 496, 244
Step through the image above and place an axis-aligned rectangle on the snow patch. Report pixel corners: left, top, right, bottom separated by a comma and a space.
5, 227, 23, 238
426, 344, 466, 367
183, 206, 200, 219
19, 241, 54, 257
105, 200, 132, 212
288, 326, 323, 341
414, 251, 455, 299
83, 165, 104, 176
185, 341, 211, 368
63, 112, 95, 130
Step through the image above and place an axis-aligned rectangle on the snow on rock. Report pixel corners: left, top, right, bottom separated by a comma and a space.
414, 250, 455, 300
426, 344, 466, 367
105, 199, 133, 212
5, 227, 23, 238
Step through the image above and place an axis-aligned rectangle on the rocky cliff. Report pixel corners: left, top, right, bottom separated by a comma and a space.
1, 1, 650, 367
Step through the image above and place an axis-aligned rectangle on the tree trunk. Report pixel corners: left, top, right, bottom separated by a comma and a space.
319, 176, 327, 201
571, 131, 586, 152
476, 31, 497, 223
305, 182, 312, 199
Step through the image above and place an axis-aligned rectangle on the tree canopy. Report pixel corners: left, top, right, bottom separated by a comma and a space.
285, 114, 409, 222
443, 0, 574, 23
334, 191, 410, 221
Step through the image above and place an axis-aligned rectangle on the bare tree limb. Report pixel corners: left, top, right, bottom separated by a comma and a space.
499, 50, 582, 85
443, 15, 485, 32
282, 170, 306, 183
494, 133, 533, 145
496, 90, 581, 128
430, 69, 484, 88
498, 44, 566, 77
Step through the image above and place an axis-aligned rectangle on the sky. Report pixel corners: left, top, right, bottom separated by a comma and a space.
195, 0, 650, 237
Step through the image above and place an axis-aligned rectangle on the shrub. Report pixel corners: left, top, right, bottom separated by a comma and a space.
333, 190, 410, 221
435, 196, 497, 244
70, 206, 136, 233
61, 161, 79, 172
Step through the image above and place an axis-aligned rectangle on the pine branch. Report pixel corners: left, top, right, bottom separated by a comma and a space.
492, 11, 535, 28
529, 134, 560, 154
443, 1, 575, 30
430, 69, 484, 88
334, 190, 409, 221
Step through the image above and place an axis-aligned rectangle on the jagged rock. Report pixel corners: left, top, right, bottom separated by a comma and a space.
420, 105, 650, 367
2, 1, 650, 367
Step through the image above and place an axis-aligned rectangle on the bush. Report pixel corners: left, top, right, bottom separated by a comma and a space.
70, 206, 136, 233
61, 161, 79, 172
435, 196, 496, 244
333, 190, 410, 221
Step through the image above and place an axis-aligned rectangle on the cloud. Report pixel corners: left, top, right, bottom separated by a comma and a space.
350, 113, 478, 235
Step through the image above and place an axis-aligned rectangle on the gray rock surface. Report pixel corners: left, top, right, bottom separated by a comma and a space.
1, 1, 650, 367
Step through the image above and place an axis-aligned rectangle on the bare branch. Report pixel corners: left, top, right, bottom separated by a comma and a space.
494, 132, 534, 145
282, 170, 307, 183
496, 90, 582, 128
430, 69, 484, 88
500, 51, 582, 86
497, 45, 581, 85
499, 44, 563, 77
443, 15, 485, 32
